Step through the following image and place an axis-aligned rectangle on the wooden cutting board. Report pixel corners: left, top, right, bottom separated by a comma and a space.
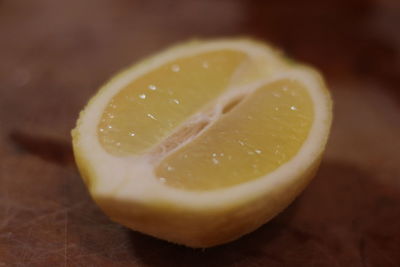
1, 0, 399, 266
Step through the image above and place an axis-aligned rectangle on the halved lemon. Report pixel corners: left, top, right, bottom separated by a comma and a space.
72, 39, 332, 248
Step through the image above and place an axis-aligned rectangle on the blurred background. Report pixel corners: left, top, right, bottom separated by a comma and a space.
0, 0, 399, 266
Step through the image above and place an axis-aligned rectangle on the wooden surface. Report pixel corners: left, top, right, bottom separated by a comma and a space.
1, 0, 400, 266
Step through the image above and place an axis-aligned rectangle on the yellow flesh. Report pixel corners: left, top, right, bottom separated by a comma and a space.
98, 50, 246, 154
97, 50, 314, 191
156, 80, 313, 190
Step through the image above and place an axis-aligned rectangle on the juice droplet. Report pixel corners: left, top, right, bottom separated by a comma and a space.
147, 113, 157, 120
171, 64, 181, 72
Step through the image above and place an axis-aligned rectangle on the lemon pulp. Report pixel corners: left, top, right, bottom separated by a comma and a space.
98, 50, 246, 155
156, 80, 313, 190
97, 50, 313, 191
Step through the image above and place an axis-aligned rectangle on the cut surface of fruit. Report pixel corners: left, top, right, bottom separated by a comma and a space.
72, 39, 332, 248
156, 79, 313, 191
98, 50, 247, 155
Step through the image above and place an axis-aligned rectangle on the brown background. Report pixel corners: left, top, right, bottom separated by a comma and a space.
1, 0, 400, 266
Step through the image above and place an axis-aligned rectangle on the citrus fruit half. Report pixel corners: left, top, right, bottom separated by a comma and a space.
72, 39, 332, 248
